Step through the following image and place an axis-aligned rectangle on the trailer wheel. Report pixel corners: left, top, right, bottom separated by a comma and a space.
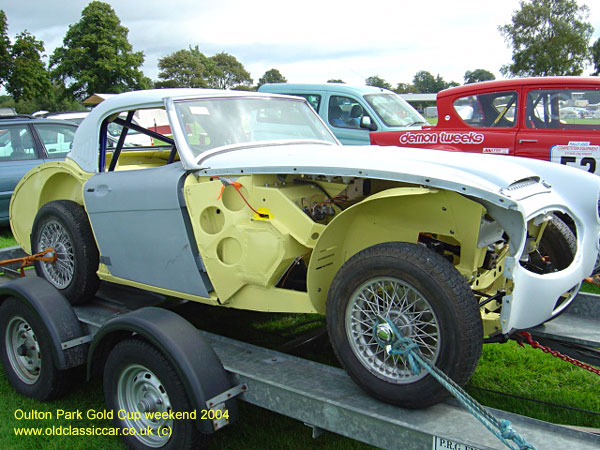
103, 338, 205, 450
31, 200, 99, 305
0, 297, 72, 400
326, 242, 482, 409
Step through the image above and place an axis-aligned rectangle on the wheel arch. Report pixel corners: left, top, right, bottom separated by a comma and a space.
10, 160, 90, 254
0, 277, 86, 370
306, 187, 486, 313
87, 307, 238, 434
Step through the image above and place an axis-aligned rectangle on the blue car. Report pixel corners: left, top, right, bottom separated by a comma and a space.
258, 83, 427, 144
0, 116, 78, 225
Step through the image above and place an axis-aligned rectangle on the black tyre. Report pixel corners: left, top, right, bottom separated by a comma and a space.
0, 297, 72, 400
326, 242, 482, 409
538, 215, 576, 271
31, 200, 99, 304
103, 339, 205, 450
536, 215, 578, 318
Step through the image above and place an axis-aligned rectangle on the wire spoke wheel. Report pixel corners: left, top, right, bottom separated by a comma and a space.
347, 277, 440, 384
5, 316, 41, 385
32, 200, 100, 304
327, 242, 482, 408
38, 220, 75, 289
117, 364, 173, 448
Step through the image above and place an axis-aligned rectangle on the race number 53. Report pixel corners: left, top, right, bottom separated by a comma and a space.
560, 156, 596, 174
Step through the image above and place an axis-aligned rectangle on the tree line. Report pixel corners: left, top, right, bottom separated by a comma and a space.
1, 0, 600, 113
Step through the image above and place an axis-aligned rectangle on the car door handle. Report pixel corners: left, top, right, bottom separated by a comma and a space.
518, 139, 538, 144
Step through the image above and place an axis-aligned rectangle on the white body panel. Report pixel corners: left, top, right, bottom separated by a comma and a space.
65, 89, 600, 333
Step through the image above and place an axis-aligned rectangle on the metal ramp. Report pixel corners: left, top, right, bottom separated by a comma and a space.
202, 330, 600, 450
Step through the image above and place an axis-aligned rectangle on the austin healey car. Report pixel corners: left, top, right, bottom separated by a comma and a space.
8, 89, 600, 413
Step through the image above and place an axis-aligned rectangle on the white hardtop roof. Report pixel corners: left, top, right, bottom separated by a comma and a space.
69, 89, 295, 172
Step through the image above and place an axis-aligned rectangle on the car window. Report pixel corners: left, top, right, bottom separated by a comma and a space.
453, 91, 517, 128
289, 94, 321, 112
328, 95, 365, 129
364, 93, 426, 127
0, 124, 38, 161
34, 123, 77, 158
526, 89, 600, 130
173, 97, 336, 159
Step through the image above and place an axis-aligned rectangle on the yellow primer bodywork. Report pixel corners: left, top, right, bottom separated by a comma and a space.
183, 173, 491, 316
306, 187, 488, 313
10, 159, 91, 253
11, 156, 506, 332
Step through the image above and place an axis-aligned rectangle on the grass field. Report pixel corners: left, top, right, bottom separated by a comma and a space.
1, 227, 598, 449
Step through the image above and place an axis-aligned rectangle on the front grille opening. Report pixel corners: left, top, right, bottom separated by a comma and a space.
520, 213, 576, 274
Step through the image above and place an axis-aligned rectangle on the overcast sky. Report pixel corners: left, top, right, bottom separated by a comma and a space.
2, 0, 600, 88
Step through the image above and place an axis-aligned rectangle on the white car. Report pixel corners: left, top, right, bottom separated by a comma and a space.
9, 89, 600, 414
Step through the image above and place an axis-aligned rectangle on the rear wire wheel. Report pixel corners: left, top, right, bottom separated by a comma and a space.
31, 200, 99, 305
327, 242, 482, 408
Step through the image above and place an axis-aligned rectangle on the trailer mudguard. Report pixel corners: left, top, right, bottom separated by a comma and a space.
86, 307, 238, 434
0, 276, 86, 369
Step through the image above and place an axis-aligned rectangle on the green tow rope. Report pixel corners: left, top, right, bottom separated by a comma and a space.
373, 316, 535, 450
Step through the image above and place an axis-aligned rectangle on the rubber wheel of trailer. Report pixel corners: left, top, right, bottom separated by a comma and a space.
103, 338, 206, 450
0, 297, 73, 400
326, 242, 483, 409
31, 200, 99, 305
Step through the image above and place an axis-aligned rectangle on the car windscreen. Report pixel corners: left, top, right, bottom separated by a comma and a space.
364, 93, 427, 127
172, 97, 337, 158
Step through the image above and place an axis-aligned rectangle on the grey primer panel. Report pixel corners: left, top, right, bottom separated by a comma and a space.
84, 163, 212, 298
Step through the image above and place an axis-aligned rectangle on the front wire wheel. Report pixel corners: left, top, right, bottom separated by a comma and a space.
327, 242, 482, 408
346, 277, 440, 384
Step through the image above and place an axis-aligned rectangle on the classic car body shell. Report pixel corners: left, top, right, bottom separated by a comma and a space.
9, 89, 600, 335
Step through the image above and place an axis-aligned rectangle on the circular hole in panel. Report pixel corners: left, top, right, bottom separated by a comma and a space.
311, 232, 320, 240
216, 237, 242, 265
200, 206, 225, 234
221, 185, 246, 211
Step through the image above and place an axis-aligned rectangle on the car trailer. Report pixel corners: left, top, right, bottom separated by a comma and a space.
1, 247, 599, 450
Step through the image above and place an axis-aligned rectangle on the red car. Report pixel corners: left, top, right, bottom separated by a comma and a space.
371, 77, 600, 175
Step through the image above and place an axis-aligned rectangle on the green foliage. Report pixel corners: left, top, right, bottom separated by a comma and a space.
327, 79, 344, 83
155, 46, 208, 88
0, 10, 10, 86
464, 69, 496, 84
365, 75, 392, 90
257, 68, 287, 88
394, 83, 417, 93
50, 1, 150, 100
412, 70, 450, 93
499, 0, 593, 77
592, 38, 600, 76
6, 31, 51, 102
206, 52, 252, 90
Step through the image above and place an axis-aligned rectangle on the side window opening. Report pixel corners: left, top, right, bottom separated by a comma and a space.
453, 91, 517, 128
328, 95, 368, 129
288, 94, 321, 112
0, 125, 37, 161
526, 89, 600, 130
35, 123, 76, 159
99, 108, 176, 172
